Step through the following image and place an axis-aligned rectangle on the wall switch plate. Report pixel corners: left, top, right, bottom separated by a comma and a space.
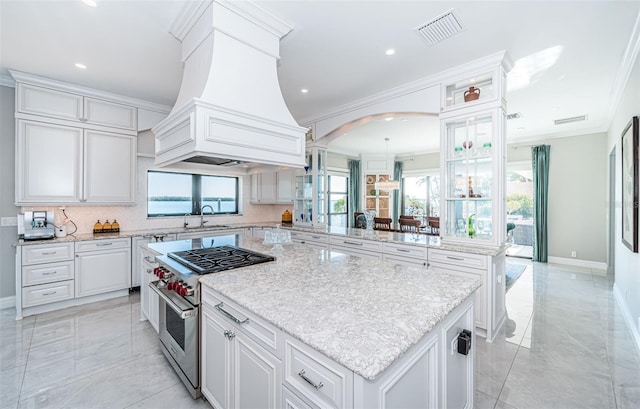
571, 251, 577, 257
1, 216, 18, 227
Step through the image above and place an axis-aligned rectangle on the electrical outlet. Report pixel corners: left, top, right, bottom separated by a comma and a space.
1, 216, 18, 227
571, 251, 577, 258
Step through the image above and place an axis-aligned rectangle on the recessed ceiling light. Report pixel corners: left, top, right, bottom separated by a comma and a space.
300, 88, 308, 94
385, 49, 396, 56
384, 117, 393, 122
75, 63, 87, 69
81, 0, 97, 7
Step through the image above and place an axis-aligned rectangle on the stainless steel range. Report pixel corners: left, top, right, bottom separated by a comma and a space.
149, 245, 275, 399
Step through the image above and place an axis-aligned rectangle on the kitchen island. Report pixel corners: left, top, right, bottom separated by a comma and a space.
149, 234, 480, 408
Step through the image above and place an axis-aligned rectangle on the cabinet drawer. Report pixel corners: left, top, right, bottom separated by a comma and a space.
428, 249, 487, 270
202, 287, 280, 355
383, 254, 428, 268
284, 337, 353, 409
75, 238, 131, 252
330, 237, 382, 253
383, 242, 426, 259
22, 242, 74, 265
22, 260, 74, 286
22, 280, 74, 308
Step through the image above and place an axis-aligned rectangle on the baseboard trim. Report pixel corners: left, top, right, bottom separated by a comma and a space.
613, 283, 640, 357
0, 296, 16, 310
547, 256, 607, 275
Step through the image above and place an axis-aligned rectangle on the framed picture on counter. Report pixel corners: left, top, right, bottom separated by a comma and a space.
621, 115, 638, 253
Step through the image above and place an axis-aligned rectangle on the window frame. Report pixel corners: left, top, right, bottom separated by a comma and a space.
147, 170, 240, 217
327, 172, 349, 227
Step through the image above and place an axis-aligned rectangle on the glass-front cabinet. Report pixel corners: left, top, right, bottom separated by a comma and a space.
294, 146, 327, 227
441, 107, 506, 247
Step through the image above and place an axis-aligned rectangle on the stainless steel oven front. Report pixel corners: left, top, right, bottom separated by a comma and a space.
150, 280, 200, 399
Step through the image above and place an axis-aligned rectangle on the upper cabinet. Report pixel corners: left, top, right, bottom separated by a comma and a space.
439, 59, 509, 248
16, 120, 136, 204
17, 83, 137, 131
294, 146, 327, 227
10, 71, 156, 205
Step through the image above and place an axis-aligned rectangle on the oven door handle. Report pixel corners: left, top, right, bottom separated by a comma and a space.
149, 281, 198, 319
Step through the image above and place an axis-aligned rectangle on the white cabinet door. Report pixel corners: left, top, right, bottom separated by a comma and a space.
234, 332, 282, 408
75, 247, 131, 298
16, 120, 83, 203
202, 306, 233, 409
140, 246, 159, 332
84, 97, 137, 131
251, 172, 277, 204
277, 169, 295, 204
83, 130, 136, 203
17, 83, 83, 122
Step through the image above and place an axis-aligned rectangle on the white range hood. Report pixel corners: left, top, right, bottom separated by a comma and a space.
153, 0, 306, 168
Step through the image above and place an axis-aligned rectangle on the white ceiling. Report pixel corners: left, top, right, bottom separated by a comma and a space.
1, 0, 638, 157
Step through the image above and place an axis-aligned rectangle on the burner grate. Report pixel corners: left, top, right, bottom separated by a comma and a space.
167, 246, 275, 274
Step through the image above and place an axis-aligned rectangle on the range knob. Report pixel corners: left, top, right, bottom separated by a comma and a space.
174, 281, 184, 294
153, 267, 161, 277
167, 281, 174, 291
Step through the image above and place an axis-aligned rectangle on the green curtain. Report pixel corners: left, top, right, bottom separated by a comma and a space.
532, 145, 550, 262
393, 161, 403, 229
348, 160, 360, 227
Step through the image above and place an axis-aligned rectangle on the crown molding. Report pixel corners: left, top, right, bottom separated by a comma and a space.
8, 70, 171, 113
0, 74, 15, 88
298, 50, 510, 126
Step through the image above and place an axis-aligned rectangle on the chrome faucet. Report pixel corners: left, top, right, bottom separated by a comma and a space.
200, 205, 215, 227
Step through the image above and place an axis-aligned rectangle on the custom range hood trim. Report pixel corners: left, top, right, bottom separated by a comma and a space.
153, 0, 306, 168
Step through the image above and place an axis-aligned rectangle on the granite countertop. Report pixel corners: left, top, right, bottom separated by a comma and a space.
15, 221, 507, 256
193, 237, 481, 380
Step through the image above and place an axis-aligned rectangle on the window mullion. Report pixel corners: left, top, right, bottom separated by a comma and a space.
193, 175, 201, 215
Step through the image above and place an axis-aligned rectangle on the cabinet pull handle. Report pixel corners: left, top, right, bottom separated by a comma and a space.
396, 248, 410, 253
146, 269, 152, 274
96, 243, 113, 246
446, 256, 464, 261
224, 330, 236, 339
343, 240, 363, 246
42, 271, 57, 275
41, 251, 57, 255
42, 291, 57, 296
310, 236, 321, 239
144, 256, 154, 262
215, 302, 249, 324
298, 369, 323, 390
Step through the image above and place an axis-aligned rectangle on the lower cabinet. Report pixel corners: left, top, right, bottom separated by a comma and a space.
139, 246, 160, 332
329, 237, 383, 260
428, 248, 505, 342
75, 238, 131, 298
202, 285, 475, 409
290, 231, 329, 250
202, 300, 282, 408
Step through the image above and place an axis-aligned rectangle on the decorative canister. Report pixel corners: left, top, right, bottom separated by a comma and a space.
281, 209, 292, 226
463, 86, 481, 102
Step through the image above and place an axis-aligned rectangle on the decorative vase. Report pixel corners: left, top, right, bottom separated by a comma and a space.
463, 86, 481, 102
468, 214, 476, 238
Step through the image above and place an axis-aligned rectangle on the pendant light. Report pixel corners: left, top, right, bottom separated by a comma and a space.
375, 137, 400, 191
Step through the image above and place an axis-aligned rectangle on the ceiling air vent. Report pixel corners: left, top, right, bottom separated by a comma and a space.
554, 115, 587, 125
415, 9, 463, 46
506, 112, 522, 120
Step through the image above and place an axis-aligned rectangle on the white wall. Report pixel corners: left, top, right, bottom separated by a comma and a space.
607, 49, 640, 346
508, 133, 608, 264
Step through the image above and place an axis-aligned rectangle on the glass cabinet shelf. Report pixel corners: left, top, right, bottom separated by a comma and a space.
440, 106, 505, 247
294, 146, 326, 227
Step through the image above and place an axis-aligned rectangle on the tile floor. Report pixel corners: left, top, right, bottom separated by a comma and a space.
1, 260, 639, 409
